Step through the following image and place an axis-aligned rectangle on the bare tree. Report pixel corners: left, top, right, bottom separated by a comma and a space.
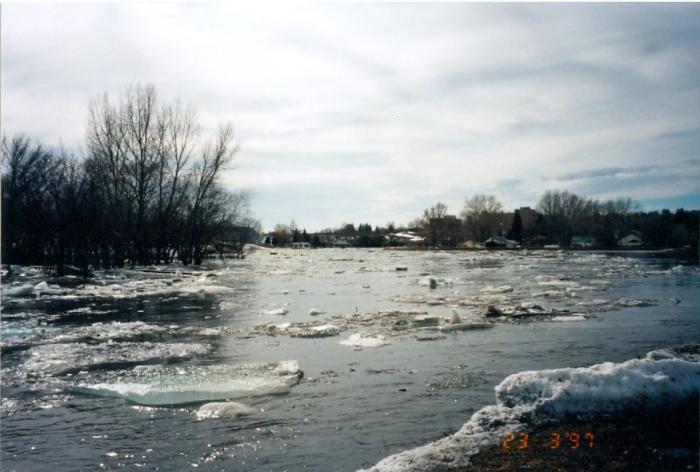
423, 202, 448, 248
83, 84, 251, 266
181, 124, 238, 264
463, 194, 503, 215
461, 194, 504, 241
153, 100, 199, 262
86, 93, 129, 265
537, 190, 640, 245
1, 136, 58, 265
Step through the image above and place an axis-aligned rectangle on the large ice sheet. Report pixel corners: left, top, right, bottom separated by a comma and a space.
26, 342, 213, 375
76, 361, 303, 405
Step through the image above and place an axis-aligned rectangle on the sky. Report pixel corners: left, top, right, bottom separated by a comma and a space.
2, 3, 699, 231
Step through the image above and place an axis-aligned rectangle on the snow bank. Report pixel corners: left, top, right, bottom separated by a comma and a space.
76, 361, 303, 405
495, 353, 700, 417
362, 346, 700, 471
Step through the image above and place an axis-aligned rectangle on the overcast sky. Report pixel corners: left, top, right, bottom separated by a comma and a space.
3, 3, 699, 231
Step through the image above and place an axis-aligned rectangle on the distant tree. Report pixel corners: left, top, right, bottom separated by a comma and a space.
537, 190, 642, 247
461, 194, 504, 242
407, 217, 425, 230
1, 136, 57, 266
422, 202, 448, 248
339, 223, 356, 236
272, 223, 291, 245
358, 223, 373, 234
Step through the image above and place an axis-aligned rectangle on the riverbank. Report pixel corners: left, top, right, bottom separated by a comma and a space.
462, 396, 699, 472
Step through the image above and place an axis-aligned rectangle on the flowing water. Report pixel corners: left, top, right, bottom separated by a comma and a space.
1, 249, 698, 471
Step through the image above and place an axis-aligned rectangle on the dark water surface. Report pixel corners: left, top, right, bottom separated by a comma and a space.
1, 249, 698, 471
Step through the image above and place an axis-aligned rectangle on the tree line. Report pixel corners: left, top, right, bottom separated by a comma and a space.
416, 191, 698, 252
2, 84, 258, 275
265, 190, 697, 254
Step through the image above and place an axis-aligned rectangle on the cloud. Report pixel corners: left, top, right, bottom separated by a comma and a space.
2, 3, 699, 231
557, 165, 661, 181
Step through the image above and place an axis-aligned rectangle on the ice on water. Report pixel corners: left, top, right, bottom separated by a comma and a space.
340, 333, 390, 348
26, 342, 213, 375
195, 401, 258, 420
76, 361, 303, 405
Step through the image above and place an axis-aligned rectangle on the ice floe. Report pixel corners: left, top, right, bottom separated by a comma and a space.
75, 361, 303, 405
26, 342, 213, 375
438, 322, 494, 332
251, 321, 341, 338
479, 285, 514, 294
48, 321, 171, 344
340, 333, 390, 348
418, 277, 437, 289
264, 308, 289, 316
2, 284, 34, 298
550, 315, 587, 321
3, 270, 234, 303
195, 401, 257, 420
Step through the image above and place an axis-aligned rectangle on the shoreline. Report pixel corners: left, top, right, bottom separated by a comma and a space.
462, 396, 699, 472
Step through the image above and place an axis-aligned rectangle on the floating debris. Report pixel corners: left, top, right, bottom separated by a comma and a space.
418, 277, 438, 289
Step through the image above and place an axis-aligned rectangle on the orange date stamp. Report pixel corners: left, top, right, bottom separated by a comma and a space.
502, 431, 595, 450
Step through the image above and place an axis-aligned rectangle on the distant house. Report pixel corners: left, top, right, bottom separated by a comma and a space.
530, 235, 550, 247
386, 231, 425, 246
618, 233, 644, 247
334, 237, 351, 248
484, 235, 519, 249
571, 236, 596, 248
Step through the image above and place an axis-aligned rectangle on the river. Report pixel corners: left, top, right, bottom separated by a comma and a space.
1, 248, 698, 471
